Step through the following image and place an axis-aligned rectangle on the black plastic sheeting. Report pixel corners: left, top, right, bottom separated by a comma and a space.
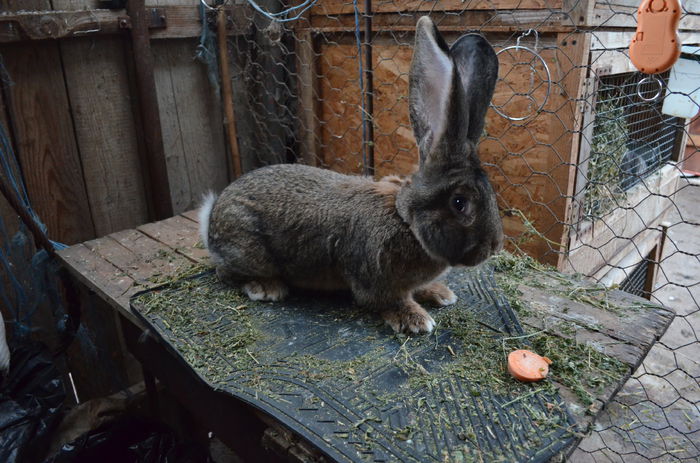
0, 342, 65, 463
0, 341, 212, 463
46, 417, 213, 463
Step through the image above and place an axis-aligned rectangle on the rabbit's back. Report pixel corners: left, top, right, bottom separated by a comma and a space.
206, 164, 414, 289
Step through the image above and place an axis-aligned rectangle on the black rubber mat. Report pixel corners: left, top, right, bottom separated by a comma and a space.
131, 265, 576, 462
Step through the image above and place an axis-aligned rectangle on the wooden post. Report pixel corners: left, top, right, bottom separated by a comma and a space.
217, 7, 242, 179
296, 28, 320, 166
126, 0, 173, 220
553, 31, 593, 270
362, 0, 374, 177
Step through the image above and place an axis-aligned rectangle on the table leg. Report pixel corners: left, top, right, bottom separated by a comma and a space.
143, 366, 159, 418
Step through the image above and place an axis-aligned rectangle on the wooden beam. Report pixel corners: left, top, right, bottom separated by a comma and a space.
217, 7, 242, 179
0, 9, 124, 42
568, 76, 597, 233
549, 32, 592, 268
586, 2, 700, 30
311, 0, 560, 16
295, 28, 320, 166
305, 10, 574, 33
126, 0, 173, 220
0, 6, 251, 43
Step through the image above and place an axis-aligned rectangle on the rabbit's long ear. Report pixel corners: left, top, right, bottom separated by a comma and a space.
409, 16, 454, 164
449, 33, 499, 145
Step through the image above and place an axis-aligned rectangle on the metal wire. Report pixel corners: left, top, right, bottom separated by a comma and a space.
224, 0, 699, 459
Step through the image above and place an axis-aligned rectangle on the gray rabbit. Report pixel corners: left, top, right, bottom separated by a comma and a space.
199, 17, 503, 334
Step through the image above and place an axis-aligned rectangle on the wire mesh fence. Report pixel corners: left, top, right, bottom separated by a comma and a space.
219, 0, 699, 460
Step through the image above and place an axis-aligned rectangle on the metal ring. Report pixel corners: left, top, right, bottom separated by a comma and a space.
200, 0, 229, 10
637, 75, 663, 102
200, 0, 216, 10
491, 45, 551, 121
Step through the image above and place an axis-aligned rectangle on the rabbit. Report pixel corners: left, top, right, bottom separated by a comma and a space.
199, 16, 503, 334
620, 139, 662, 187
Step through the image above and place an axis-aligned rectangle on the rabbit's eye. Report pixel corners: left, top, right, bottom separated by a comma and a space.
452, 195, 468, 213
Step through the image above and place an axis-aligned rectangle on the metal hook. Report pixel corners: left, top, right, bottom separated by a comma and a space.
637, 75, 664, 102
492, 41, 551, 121
516, 29, 539, 51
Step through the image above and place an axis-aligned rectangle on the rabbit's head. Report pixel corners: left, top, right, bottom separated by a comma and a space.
397, 17, 503, 267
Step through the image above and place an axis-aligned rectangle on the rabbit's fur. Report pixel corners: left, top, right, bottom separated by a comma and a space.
200, 17, 503, 334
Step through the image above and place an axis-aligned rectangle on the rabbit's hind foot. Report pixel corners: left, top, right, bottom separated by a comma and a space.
243, 279, 289, 302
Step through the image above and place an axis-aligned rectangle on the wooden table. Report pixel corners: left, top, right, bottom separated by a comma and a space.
56, 211, 675, 461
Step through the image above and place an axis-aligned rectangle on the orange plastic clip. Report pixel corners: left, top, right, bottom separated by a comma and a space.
629, 0, 681, 74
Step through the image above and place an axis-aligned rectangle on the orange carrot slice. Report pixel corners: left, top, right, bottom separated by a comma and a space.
507, 349, 552, 382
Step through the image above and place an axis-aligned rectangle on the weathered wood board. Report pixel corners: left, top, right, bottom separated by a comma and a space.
60, 34, 150, 236
0, 36, 95, 245
312, 0, 559, 16
147, 0, 229, 213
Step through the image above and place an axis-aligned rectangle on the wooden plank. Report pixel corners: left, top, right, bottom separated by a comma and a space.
180, 209, 200, 223
0, 41, 95, 244
148, 5, 252, 40
151, 37, 229, 213
57, 243, 137, 312
0, 9, 124, 42
519, 312, 644, 366
591, 30, 700, 50
307, 10, 573, 33
57, 213, 208, 314
588, 2, 700, 29
84, 229, 192, 285
516, 279, 673, 350
53, 0, 148, 236
59, 36, 149, 235
0, 5, 252, 43
137, 214, 209, 263
311, 0, 559, 16
563, 0, 594, 28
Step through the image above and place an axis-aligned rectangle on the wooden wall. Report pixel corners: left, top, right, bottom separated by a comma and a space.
0, 0, 229, 247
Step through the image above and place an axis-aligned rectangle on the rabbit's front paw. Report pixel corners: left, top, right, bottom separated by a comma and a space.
414, 282, 457, 307
383, 300, 435, 334
243, 279, 289, 302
